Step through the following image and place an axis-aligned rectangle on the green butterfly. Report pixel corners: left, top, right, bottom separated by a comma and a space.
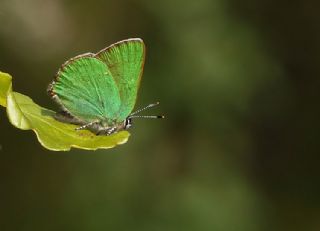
48, 38, 163, 135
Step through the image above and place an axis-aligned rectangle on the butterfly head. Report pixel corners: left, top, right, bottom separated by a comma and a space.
124, 117, 133, 129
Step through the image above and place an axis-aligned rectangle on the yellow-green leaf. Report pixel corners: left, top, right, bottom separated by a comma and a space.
0, 72, 12, 107
0, 71, 130, 151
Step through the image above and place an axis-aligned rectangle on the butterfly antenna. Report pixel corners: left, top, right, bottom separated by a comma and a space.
129, 102, 164, 119
130, 102, 160, 116
129, 115, 164, 119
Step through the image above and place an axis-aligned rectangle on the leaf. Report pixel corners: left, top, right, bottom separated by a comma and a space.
0, 71, 130, 151
0, 72, 12, 107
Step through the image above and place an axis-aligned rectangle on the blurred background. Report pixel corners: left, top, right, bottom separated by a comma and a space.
0, 0, 319, 230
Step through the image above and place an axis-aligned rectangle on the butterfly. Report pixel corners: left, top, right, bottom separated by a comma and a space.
47, 38, 163, 135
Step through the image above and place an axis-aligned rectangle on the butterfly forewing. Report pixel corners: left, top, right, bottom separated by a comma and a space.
96, 38, 145, 121
50, 55, 121, 122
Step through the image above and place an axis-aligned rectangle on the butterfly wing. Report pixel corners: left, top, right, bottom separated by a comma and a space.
95, 38, 145, 122
48, 53, 121, 122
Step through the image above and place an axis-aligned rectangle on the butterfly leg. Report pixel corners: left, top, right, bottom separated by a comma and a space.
75, 120, 100, 131
95, 126, 117, 136
106, 127, 117, 135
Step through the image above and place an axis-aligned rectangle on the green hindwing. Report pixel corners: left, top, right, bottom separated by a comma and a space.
96, 38, 145, 121
49, 54, 121, 122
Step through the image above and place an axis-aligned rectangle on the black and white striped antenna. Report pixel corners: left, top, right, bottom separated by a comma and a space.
129, 102, 164, 119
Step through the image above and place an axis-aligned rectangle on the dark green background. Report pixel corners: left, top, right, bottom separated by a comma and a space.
0, 0, 319, 230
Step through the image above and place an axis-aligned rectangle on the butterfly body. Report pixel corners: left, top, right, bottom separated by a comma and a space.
48, 38, 162, 135
52, 109, 132, 135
